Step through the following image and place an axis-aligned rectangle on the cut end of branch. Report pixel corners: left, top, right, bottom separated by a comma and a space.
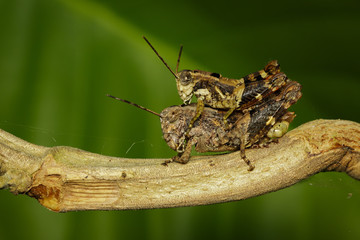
28, 183, 61, 212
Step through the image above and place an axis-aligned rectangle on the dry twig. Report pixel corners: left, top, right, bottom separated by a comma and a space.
0, 119, 359, 212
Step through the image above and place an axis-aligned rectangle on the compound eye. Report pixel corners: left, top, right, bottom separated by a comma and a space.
179, 71, 193, 85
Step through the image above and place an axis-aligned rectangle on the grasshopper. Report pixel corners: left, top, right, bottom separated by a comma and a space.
107, 80, 302, 170
143, 37, 289, 134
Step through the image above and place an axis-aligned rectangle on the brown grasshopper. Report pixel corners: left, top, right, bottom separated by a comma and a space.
143, 36, 289, 133
107, 80, 302, 171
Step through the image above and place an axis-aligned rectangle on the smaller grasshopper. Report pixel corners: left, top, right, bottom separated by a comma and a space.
143, 36, 288, 133
107, 80, 301, 170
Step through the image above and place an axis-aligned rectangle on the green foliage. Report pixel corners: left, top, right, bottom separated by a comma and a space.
0, 0, 359, 239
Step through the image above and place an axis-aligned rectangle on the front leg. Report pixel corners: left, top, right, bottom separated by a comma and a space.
172, 138, 196, 164
223, 107, 236, 129
185, 100, 204, 137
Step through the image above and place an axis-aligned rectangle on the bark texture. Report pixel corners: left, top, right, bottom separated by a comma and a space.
0, 119, 359, 212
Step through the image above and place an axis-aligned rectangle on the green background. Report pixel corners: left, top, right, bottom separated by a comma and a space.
1, 0, 360, 239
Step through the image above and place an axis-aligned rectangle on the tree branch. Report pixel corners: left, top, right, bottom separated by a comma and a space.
0, 119, 359, 212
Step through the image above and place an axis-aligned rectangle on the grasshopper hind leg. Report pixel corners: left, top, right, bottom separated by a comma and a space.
240, 141, 255, 171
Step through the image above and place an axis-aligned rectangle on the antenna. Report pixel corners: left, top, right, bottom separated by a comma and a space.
176, 45, 183, 73
106, 94, 161, 117
142, 36, 179, 79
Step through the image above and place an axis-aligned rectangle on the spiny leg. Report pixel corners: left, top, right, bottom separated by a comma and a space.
240, 137, 255, 171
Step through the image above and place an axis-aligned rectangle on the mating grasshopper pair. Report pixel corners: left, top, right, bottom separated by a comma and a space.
143, 37, 287, 132
108, 37, 302, 170
108, 80, 301, 171
160, 80, 302, 170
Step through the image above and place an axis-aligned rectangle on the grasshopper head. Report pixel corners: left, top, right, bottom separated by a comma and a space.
160, 106, 188, 152
176, 70, 195, 105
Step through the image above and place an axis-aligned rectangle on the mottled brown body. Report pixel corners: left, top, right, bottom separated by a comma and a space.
177, 60, 283, 109
160, 81, 302, 170
143, 37, 289, 130
179, 61, 291, 134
